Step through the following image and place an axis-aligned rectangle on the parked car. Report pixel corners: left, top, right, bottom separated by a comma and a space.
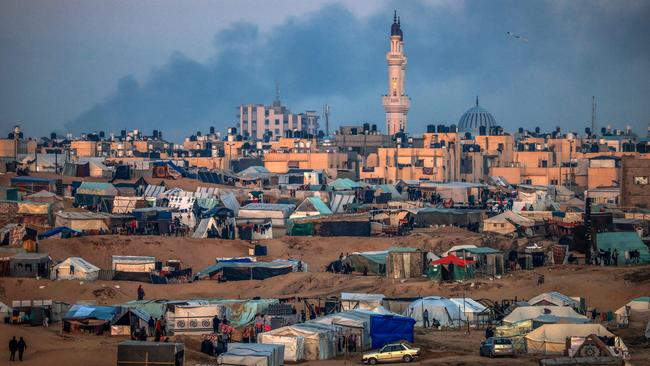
479, 337, 514, 358
362, 343, 420, 364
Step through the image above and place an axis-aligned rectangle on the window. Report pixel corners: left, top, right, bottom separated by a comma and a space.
550, 179, 558, 185
634, 176, 649, 185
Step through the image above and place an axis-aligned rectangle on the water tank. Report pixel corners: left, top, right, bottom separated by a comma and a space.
427, 124, 435, 133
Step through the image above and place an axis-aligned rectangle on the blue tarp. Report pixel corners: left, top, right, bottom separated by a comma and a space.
64, 304, 121, 322
38, 226, 81, 239
369, 314, 415, 349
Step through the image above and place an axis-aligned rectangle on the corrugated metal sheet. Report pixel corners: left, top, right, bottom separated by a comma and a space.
330, 193, 355, 213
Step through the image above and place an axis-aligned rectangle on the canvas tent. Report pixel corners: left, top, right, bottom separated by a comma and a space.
615, 297, 650, 328
112, 256, 156, 272
238, 203, 295, 230
502, 306, 587, 324
528, 292, 580, 309
52, 257, 100, 281
10, 252, 51, 278
427, 255, 475, 281
404, 296, 466, 327
192, 217, 218, 238
289, 197, 332, 219
259, 322, 338, 361
111, 308, 152, 336
194, 260, 296, 281
341, 251, 387, 275
312, 310, 373, 350
218, 343, 284, 366
340, 293, 385, 312
483, 210, 534, 235
413, 208, 483, 228
524, 324, 624, 355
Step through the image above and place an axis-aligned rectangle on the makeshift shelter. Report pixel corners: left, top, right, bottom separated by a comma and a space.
596, 232, 650, 264
385, 248, 426, 279
258, 322, 338, 361
111, 308, 152, 336
289, 213, 371, 237
194, 260, 296, 281
615, 297, 650, 328
24, 190, 63, 204
502, 306, 587, 324
63, 161, 90, 177
369, 313, 416, 349
289, 197, 332, 219
449, 246, 505, 276
112, 196, 147, 214
420, 181, 486, 205
219, 343, 284, 366
483, 210, 534, 235
238, 203, 295, 234
117, 341, 185, 366
0, 301, 12, 321
112, 256, 156, 273
405, 296, 466, 327
235, 218, 273, 240
52, 257, 100, 281
427, 255, 475, 281
74, 182, 118, 211
132, 207, 172, 235
152, 161, 184, 179
528, 292, 581, 309
63, 304, 121, 335
165, 303, 221, 335
10, 252, 51, 278
448, 298, 488, 325
524, 324, 625, 355
312, 310, 373, 351
54, 211, 117, 232
38, 226, 81, 240
413, 208, 483, 228
78, 158, 113, 178
11, 176, 61, 195
330, 193, 355, 213
192, 217, 218, 238
341, 251, 387, 275
340, 293, 385, 312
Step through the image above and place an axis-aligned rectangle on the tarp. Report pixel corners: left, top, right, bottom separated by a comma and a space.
404, 296, 466, 327
330, 193, 355, 213
369, 314, 415, 349
64, 304, 120, 322
195, 260, 296, 281
17, 201, 50, 215
524, 324, 620, 354
503, 306, 587, 324
52, 257, 100, 281
259, 322, 337, 361
340, 293, 385, 312
290, 197, 332, 219
76, 182, 118, 196
528, 292, 579, 308
112, 255, 156, 272
342, 251, 387, 275
483, 210, 534, 234
596, 232, 650, 264
414, 208, 483, 227
430, 254, 475, 267
258, 334, 304, 362
192, 217, 217, 238
221, 343, 285, 366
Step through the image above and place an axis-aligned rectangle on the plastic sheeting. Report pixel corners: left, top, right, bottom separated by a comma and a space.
503, 306, 586, 324
414, 208, 482, 227
404, 296, 466, 327
52, 257, 100, 281
369, 314, 416, 349
524, 324, 618, 354
258, 334, 304, 362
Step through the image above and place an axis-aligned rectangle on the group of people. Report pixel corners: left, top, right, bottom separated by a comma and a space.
592, 248, 621, 266
200, 314, 233, 356
421, 309, 441, 329
8, 337, 27, 362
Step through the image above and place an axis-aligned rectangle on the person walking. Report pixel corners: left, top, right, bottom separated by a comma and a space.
9, 336, 17, 362
17, 337, 26, 361
422, 309, 430, 328
137, 285, 145, 301
160, 317, 167, 336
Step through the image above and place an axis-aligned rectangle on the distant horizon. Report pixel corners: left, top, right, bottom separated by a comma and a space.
2, 0, 649, 141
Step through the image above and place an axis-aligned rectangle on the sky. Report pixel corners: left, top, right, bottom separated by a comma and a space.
1, 0, 649, 142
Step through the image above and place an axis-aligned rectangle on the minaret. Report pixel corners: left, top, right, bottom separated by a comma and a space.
383, 11, 410, 135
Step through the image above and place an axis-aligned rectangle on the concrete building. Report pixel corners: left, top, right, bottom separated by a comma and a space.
620, 156, 650, 209
238, 95, 319, 140
382, 11, 410, 135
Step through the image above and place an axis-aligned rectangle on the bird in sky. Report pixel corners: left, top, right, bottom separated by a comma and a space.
507, 31, 528, 42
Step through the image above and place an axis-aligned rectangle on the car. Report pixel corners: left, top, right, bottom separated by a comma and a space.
479, 337, 514, 358
362, 343, 421, 364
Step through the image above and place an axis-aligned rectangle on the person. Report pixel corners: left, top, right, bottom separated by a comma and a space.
154, 317, 162, 342
592, 308, 599, 322
148, 316, 155, 336
422, 309, 430, 328
55, 267, 59, 280
69, 264, 75, 277
485, 324, 494, 339
138, 326, 147, 341
537, 274, 545, 286
300, 310, 306, 323
137, 285, 145, 301
612, 249, 619, 266
160, 317, 167, 336
9, 336, 17, 361
362, 266, 368, 276
17, 337, 26, 362
212, 314, 221, 334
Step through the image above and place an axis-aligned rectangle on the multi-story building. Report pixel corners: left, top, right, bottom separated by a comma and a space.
238, 97, 319, 140
620, 156, 650, 209
382, 12, 410, 135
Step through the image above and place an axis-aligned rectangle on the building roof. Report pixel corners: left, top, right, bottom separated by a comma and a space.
241, 203, 296, 212
458, 97, 496, 135
295, 197, 332, 215
76, 182, 118, 196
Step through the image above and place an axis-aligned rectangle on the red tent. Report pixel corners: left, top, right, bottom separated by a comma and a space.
430, 254, 475, 267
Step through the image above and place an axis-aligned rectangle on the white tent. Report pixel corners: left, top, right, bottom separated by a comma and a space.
257, 334, 304, 362
503, 306, 587, 324
52, 257, 100, 281
448, 298, 487, 324
311, 310, 372, 350
0, 301, 12, 320
615, 297, 650, 327
218, 343, 285, 366
483, 210, 534, 235
112, 255, 156, 273
528, 292, 579, 309
259, 322, 338, 361
340, 293, 385, 312
404, 296, 466, 327
166, 302, 222, 335
192, 217, 217, 238
524, 324, 624, 354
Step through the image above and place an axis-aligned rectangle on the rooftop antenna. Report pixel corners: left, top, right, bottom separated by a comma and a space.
323, 104, 331, 136
591, 96, 596, 137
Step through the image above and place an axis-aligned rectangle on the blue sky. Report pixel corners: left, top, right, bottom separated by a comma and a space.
1, 0, 649, 142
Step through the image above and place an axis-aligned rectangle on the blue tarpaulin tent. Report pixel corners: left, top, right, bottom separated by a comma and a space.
38, 226, 81, 239
369, 314, 415, 349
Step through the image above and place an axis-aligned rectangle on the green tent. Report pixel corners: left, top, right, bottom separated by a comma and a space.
596, 232, 650, 264
289, 221, 314, 236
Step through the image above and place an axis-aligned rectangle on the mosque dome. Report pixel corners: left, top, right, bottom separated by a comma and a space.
458, 97, 497, 136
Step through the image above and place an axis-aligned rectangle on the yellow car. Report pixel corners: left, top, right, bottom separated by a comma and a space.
362, 343, 421, 364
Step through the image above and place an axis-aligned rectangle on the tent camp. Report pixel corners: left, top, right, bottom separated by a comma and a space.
52, 257, 100, 281
502, 306, 587, 324
596, 232, 650, 265
219, 343, 285, 366
258, 322, 338, 361
524, 324, 625, 355
289, 197, 332, 219
483, 210, 534, 235
404, 296, 466, 327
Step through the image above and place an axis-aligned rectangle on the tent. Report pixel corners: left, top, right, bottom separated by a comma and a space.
312, 310, 373, 350
483, 210, 534, 235
112, 196, 147, 214
524, 324, 624, 355
340, 293, 385, 312
0, 301, 12, 321
63, 304, 121, 335
413, 208, 483, 228
219, 343, 284, 366
404, 296, 466, 327
257, 334, 304, 362
75, 182, 118, 211
112, 256, 156, 272
192, 217, 218, 238
427, 255, 475, 281
596, 232, 650, 264
52, 257, 100, 281
528, 292, 580, 309
259, 322, 338, 361
117, 341, 185, 366
448, 298, 488, 324
289, 197, 332, 219
615, 297, 650, 328
502, 306, 587, 324
63, 161, 90, 177
238, 203, 295, 230
341, 251, 387, 275
111, 308, 152, 336
24, 190, 63, 204
10, 252, 51, 278
369, 313, 415, 349
194, 260, 296, 281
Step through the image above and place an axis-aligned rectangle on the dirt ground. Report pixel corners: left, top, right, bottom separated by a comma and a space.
2, 232, 650, 365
